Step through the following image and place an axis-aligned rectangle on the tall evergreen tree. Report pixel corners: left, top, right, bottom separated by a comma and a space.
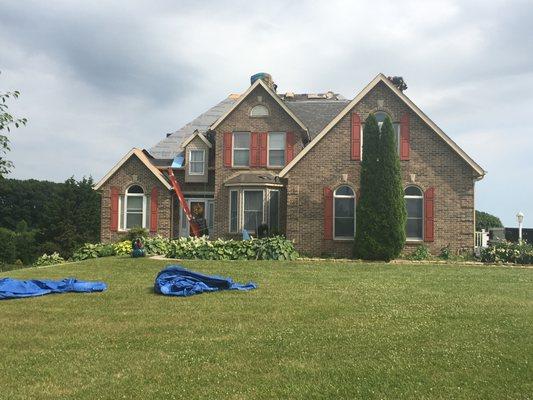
354, 114, 381, 259
354, 114, 406, 260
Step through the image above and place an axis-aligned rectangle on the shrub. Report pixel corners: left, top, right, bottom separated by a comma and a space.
409, 245, 432, 261
143, 235, 171, 256
439, 245, 451, 260
34, 252, 65, 267
480, 241, 533, 264
166, 236, 299, 261
114, 240, 133, 256
72, 243, 116, 261
125, 227, 148, 241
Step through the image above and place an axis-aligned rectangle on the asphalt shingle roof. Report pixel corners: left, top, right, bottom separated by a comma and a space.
284, 99, 349, 139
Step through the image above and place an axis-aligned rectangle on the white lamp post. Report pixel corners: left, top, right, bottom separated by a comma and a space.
516, 212, 524, 244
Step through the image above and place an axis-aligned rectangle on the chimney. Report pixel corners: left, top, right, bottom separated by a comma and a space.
250, 72, 277, 92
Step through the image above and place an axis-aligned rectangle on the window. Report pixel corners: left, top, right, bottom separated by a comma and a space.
334, 186, 355, 239
250, 104, 269, 117
404, 186, 423, 240
374, 111, 400, 152
268, 190, 280, 232
189, 149, 205, 175
233, 132, 250, 167
243, 190, 264, 233
268, 132, 285, 167
229, 190, 238, 233
123, 185, 147, 230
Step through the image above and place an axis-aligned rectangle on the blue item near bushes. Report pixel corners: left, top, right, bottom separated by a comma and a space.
0, 277, 107, 300
154, 265, 257, 297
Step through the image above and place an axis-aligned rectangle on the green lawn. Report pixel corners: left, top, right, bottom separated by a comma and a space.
1, 258, 532, 399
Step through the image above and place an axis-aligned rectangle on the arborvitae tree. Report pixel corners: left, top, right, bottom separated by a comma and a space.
375, 116, 406, 259
353, 114, 382, 259
353, 114, 406, 260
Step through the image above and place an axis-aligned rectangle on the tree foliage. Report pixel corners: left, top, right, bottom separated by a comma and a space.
1, 71, 27, 177
0, 177, 100, 263
354, 114, 406, 261
475, 210, 503, 231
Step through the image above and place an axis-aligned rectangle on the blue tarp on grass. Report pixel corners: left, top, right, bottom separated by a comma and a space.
0, 277, 107, 300
154, 265, 257, 297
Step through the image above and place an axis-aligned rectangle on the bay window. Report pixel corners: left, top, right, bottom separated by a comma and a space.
229, 188, 280, 234
243, 190, 263, 232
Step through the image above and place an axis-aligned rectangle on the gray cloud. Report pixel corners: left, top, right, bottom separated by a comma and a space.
1, 0, 532, 226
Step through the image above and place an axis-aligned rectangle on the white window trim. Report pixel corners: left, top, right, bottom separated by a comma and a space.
333, 186, 356, 240
188, 149, 205, 175
404, 186, 424, 241
267, 132, 286, 168
121, 187, 147, 231
229, 188, 281, 234
180, 197, 214, 237
232, 132, 250, 167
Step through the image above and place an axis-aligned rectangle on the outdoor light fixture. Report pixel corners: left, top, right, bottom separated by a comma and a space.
516, 212, 524, 243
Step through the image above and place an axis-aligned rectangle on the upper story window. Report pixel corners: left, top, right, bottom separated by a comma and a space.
233, 132, 250, 167
250, 104, 269, 117
334, 186, 355, 239
404, 186, 423, 240
189, 149, 205, 175
374, 112, 401, 153
268, 132, 285, 167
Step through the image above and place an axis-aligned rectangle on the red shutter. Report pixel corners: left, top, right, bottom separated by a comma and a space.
400, 113, 410, 160
324, 187, 333, 240
223, 132, 232, 167
150, 187, 158, 233
250, 132, 259, 167
351, 113, 361, 161
424, 187, 435, 242
286, 132, 295, 164
259, 132, 268, 166
110, 186, 119, 232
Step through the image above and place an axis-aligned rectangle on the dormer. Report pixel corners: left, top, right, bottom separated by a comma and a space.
181, 130, 211, 183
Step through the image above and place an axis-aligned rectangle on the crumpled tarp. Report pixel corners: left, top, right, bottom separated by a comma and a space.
154, 265, 257, 297
0, 277, 107, 300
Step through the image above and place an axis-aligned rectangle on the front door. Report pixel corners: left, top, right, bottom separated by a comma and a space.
179, 198, 214, 237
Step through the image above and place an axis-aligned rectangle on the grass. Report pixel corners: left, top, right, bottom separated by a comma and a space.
1, 257, 532, 399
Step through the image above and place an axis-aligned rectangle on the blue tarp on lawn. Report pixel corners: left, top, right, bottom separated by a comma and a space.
154, 265, 257, 297
0, 277, 107, 300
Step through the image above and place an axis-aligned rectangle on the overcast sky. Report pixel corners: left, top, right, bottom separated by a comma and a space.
1, 0, 532, 226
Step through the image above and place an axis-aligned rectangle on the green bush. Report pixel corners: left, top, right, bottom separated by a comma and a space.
143, 235, 171, 256
166, 236, 299, 260
0, 227, 17, 264
439, 245, 451, 260
125, 227, 148, 241
409, 245, 432, 261
114, 240, 133, 256
480, 241, 533, 264
34, 252, 65, 267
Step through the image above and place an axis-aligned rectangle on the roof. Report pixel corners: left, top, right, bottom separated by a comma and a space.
224, 172, 283, 187
280, 73, 486, 178
149, 97, 236, 159
284, 100, 349, 139
210, 79, 309, 136
93, 148, 172, 190
180, 130, 212, 149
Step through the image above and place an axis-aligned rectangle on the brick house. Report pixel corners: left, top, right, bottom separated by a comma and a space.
94, 73, 485, 257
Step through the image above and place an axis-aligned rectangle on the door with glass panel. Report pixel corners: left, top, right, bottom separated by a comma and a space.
179, 198, 214, 237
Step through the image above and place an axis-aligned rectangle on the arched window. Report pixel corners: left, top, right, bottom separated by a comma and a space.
250, 104, 269, 117
334, 186, 355, 239
374, 111, 401, 152
124, 185, 147, 230
404, 186, 423, 240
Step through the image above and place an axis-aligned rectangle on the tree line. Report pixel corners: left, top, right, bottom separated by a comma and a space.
0, 177, 100, 264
